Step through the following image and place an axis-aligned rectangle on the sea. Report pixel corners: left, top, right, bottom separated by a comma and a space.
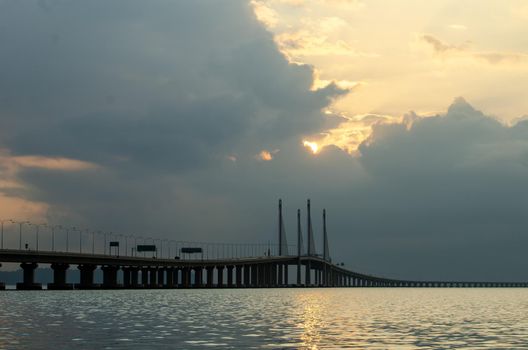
1, 288, 527, 349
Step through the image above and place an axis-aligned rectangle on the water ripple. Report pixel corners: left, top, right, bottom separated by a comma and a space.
1, 289, 528, 349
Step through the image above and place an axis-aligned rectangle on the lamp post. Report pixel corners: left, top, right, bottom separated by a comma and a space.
162, 239, 170, 259
0, 219, 13, 249
33, 223, 47, 251
91, 230, 97, 255
11, 220, 29, 250
154, 238, 161, 258
78, 228, 86, 254
132, 235, 138, 256
50, 225, 62, 252
104, 231, 111, 255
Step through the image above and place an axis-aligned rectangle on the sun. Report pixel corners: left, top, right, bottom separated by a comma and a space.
303, 140, 319, 154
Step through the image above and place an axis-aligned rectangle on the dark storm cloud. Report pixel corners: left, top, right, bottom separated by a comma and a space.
0, 0, 348, 239
2, 1, 528, 281
344, 98, 528, 280
0, 0, 345, 169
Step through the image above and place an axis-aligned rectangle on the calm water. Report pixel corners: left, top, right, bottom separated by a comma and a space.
1, 288, 528, 349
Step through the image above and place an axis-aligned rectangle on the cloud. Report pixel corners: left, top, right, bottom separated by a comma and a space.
256, 149, 279, 161
11, 156, 99, 171
421, 34, 528, 65
0, 0, 349, 242
447, 24, 467, 31
274, 17, 378, 59
337, 97, 528, 280
251, 0, 279, 28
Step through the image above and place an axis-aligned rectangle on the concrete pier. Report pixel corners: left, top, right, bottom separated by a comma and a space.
17, 262, 42, 290
182, 267, 190, 288
206, 266, 214, 287
194, 267, 202, 287
76, 264, 97, 289
227, 266, 234, 288
123, 267, 131, 288
236, 265, 242, 287
141, 267, 149, 287
217, 266, 224, 287
0, 264, 4, 290
48, 263, 73, 290
101, 265, 119, 289
157, 268, 165, 288
243, 265, 250, 287
165, 268, 174, 288
149, 268, 158, 288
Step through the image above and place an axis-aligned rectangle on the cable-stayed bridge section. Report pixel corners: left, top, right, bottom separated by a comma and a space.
0, 200, 526, 290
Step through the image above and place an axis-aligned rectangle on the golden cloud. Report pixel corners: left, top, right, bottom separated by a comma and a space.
256, 149, 280, 161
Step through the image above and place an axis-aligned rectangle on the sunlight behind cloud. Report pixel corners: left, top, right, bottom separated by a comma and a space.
256, 149, 279, 161
303, 140, 319, 154
253, 0, 528, 150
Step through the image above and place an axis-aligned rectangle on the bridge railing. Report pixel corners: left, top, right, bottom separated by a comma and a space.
0, 219, 299, 260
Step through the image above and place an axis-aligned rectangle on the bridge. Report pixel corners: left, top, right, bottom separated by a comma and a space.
0, 199, 526, 290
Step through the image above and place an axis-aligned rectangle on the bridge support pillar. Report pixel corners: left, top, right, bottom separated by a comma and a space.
183, 267, 191, 288
0, 264, 4, 290
165, 268, 174, 288
216, 266, 224, 287
185, 267, 191, 287
174, 268, 181, 287
149, 268, 158, 288
17, 262, 41, 290
122, 267, 131, 288
243, 265, 250, 287
194, 267, 203, 287
206, 267, 214, 288
297, 258, 302, 287
158, 268, 165, 287
270, 264, 277, 287
250, 265, 258, 288
101, 265, 120, 289
48, 263, 73, 290
258, 264, 265, 287
236, 265, 242, 287
262, 264, 268, 287
130, 267, 140, 288
76, 264, 97, 289
227, 266, 234, 288
284, 264, 289, 286
141, 267, 149, 287
278, 264, 283, 286
305, 261, 311, 286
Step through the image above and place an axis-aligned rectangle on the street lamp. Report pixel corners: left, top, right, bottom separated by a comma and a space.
66, 226, 77, 253
78, 228, 88, 254
33, 223, 47, 251
91, 230, 97, 255
104, 231, 111, 255
124, 234, 135, 256
10, 220, 29, 250
0, 218, 13, 249
49, 225, 62, 252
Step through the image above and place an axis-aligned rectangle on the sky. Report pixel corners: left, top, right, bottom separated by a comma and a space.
1, 0, 528, 280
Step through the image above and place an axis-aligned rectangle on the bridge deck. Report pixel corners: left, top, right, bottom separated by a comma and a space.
0, 249, 526, 290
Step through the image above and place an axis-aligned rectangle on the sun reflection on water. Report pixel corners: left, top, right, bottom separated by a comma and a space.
296, 293, 327, 349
